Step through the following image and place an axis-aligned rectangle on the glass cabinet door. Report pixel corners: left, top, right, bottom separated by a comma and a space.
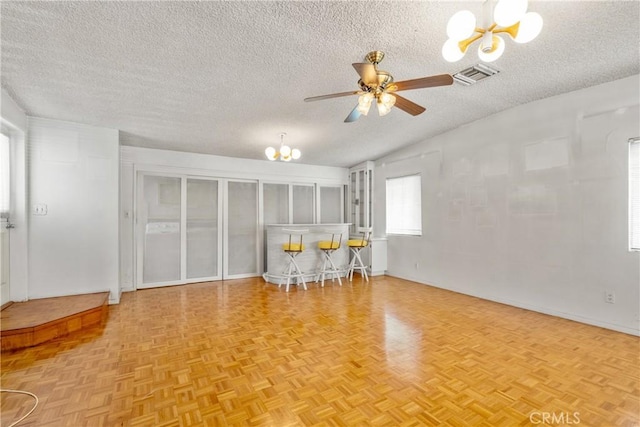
358, 170, 366, 229
349, 162, 374, 233
350, 172, 357, 233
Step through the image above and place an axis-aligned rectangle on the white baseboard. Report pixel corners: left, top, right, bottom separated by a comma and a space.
386, 273, 640, 337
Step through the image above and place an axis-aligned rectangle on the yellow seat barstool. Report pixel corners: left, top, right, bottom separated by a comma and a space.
315, 230, 343, 287
347, 231, 371, 282
280, 229, 308, 292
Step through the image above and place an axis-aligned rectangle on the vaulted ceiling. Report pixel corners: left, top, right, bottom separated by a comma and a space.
2, 1, 639, 167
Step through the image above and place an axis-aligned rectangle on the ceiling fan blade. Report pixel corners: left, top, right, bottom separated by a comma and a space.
394, 94, 426, 116
393, 74, 454, 92
344, 104, 361, 123
304, 91, 359, 102
352, 63, 378, 86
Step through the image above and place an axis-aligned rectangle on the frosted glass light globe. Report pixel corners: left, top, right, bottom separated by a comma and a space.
379, 92, 396, 108
265, 146, 277, 160
357, 93, 374, 115
494, 0, 528, 28
513, 12, 543, 43
442, 38, 465, 62
446, 10, 476, 41
280, 145, 291, 157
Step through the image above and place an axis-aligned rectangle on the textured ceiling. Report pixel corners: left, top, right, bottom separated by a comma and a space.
1, 1, 639, 168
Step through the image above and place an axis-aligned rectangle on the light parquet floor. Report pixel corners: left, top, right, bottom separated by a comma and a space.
1, 276, 638, 426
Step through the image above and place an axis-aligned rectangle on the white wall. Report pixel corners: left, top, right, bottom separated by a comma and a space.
1, 89, 28, 303
120, 146, 349, 291
1, 89, 27, 132
374, 75, 640, 336
29, 118, 120, 303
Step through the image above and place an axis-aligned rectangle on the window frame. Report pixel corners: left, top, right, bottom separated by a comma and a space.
385, 173, 422, 236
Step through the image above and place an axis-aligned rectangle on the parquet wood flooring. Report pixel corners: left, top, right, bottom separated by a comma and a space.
1, 292, 109, 351
1, 277, 638, 426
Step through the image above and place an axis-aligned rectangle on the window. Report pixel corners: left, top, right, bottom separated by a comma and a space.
630, 138, 640, 250
386, 174, 422, 236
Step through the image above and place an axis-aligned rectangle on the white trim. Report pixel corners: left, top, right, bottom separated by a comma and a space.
387, 274, 640, 337
121, 146, 348, 185
629, 137, 640, 251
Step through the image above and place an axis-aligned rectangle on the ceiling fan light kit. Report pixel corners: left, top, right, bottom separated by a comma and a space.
304, 50, 453, 123
442, 0, 543, 63
376, 92, 396, 117
356, 93, 374, 115
265, 133, 301, 162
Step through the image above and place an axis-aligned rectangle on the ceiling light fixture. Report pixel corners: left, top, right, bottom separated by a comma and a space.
442, 0, 543, 63
356, 90, 396, 117
265, 133, 301, 162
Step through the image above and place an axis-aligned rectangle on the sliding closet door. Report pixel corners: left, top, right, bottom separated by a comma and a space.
225, 180, 259, 278
186, 178, 222, 281
137, 174, 260, 287
139, 175, 181, 287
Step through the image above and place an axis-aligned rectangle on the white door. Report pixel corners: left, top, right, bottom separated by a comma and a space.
0, 219, 9, 306
0, 133, 10, 305
224, 180, 259, 279
186, 178, 223, 281
138, 175, 183, 288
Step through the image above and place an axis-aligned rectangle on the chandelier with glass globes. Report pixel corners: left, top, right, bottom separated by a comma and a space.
442, 0, 543, 63
264, 133, 301, 162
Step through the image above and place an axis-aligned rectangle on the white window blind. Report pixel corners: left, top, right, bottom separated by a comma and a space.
630, 138, 640, 250
0, 133, 9, 218
386, 174, 422, 236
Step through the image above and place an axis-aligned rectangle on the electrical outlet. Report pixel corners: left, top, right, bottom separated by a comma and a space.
605, 291, 615, 304
33, 204, 48, 215
414, 262, 419, 269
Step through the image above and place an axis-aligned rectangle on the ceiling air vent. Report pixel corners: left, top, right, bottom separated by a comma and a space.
453, 64, 500, 86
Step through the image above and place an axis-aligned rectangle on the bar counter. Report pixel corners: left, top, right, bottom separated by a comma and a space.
263, 223, 350, 285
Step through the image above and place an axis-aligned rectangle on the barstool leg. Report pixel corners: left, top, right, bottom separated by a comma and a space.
360, 249, 369, 282
326, 250, 342, 286
280, 259, 291, 289
290, 255, 307, 290
348, 248, 356, 281
348, 247, 369, 282
316, 254, 328, 287
286, 257, 293, 292
356, 249, 368, 282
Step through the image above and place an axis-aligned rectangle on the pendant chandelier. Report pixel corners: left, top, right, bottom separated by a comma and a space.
442, 0, 543, 63
265, 133, 301, 162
